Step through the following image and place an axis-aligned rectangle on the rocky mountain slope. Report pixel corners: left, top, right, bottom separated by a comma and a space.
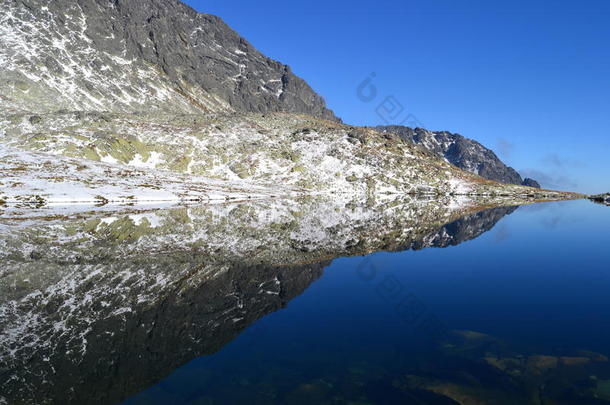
0, 111, 578, 207
0, 0, 579, 208
377, 125, 540, 188
0, 0, 337, 120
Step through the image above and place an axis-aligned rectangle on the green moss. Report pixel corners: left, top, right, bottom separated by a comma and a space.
103, 136, 151, 164
270, 220, 299, 232
167, 209, 191, 225
83, 219, 101, 233
192, 131, 210, 140
168, 156, 191, 173
59, 143, 101, 161
229, 205, 257, 221
290, 210, 304, 218
99, 217, 155, 243
15, 80, 30, 91
384, 177, 403, 189
82, 146, 101, 161
268, 148, 301, 163
230, 161, 255, 179
188, 160, 215, 175
296, 179, 315, 189
291, 165, 306, 174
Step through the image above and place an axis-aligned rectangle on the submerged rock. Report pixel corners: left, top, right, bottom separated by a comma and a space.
595, 379, 610, 401
404, 329, 610, 405
527, 355, 559, 373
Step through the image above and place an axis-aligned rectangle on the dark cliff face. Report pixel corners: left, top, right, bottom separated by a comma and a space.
1, 0, 339, 120
376, 126, 540, 188
521, 178, 541, 188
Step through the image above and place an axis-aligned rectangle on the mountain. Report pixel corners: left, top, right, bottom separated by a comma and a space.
0, 111, 575, 208
376, 126, 541, 188
0, 0, 577, 207
0, 0, 338, 120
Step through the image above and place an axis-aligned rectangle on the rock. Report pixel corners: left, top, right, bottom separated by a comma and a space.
0, 0, 580, 207
451, 330, 493, 341
28, 115, 42, 125
414, 206, 519, 250
1, 112, 579, 203
484, 356, 521, 372
527, 355, 559, 373
559, 356, 590, 366
521, 178, 541, 188
377, 126, 539, 187
576, 350, 609, 362
0, 0, 338, 121
285, 380, 332, 404
595, 380, 610, 401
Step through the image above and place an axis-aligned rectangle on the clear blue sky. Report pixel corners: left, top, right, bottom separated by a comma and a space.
184, 0, 609, 194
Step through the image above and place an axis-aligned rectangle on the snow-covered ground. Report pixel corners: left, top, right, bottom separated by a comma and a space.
0, 143, 299, 208
0, 112, 579, 218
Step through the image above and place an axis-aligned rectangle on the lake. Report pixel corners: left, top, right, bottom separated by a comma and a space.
1, 197, 609, 404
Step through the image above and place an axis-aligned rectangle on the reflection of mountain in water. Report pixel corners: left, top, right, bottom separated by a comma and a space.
0, 196, 518, 404
416, 206, 518, 249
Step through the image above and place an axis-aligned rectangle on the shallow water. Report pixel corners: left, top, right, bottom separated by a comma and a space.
1, 198, 609, 404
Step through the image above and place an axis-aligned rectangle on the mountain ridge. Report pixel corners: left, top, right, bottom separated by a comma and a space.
0, 0, 338, 120
0, 0, 581, 207
376, 125, 541, 188
0, 110, 579, 210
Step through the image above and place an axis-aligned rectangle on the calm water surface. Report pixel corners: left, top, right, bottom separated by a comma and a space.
1, 198, 609, 404
125, 200, 610, 404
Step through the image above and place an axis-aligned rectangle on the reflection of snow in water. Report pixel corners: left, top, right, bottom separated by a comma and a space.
0, 198, 544, 404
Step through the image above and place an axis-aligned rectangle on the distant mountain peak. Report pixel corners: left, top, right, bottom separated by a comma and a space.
377, 125, 540, 188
